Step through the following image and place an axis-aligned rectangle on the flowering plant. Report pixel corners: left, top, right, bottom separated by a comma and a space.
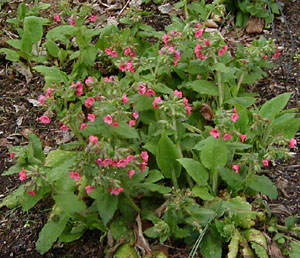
1, 2, 299, 257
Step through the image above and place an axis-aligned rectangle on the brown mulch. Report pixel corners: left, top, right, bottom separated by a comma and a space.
0, 0, 299, 257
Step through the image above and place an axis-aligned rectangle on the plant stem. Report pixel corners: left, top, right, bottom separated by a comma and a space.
213, 55, 224, 106
212, 168, 218, 195
69, 122, 85, 146
235, 71, 245, 97
124, 192, 141, 213
172, 169, 179, 189
275, 224, 300, 232
184, 0, 189, 20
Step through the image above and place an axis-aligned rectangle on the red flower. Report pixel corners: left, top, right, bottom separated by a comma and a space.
19, 168, 27, 181
69, 171, 81, 181
210, 129, 220, 139
232, 164, 240, 173
38, 115, 51, 124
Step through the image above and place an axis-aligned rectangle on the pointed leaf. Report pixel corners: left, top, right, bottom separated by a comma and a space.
247, 175, 277, 199
95, 190, 118, 225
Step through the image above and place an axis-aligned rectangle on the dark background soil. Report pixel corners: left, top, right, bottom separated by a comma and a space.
0, 0, 299, 257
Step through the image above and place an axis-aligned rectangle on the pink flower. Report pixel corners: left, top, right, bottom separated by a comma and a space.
104, 115, 113, 125
129, 120, 136, 127
173, 90, 183, 98
132, 112, 139, 120
138, 85, 147, 95
102, 158, 113, 166
85, 185, 94, 194
262, 55, 268, 60
95, 158, 103, 166
223, 45, 228, 51
262, 160, 269, 166
222, 133, 232, 140
75, 81, 84, 96
87, 113, 96, 122
90, 15, 97, 22
45, 88, 54, 97
233, 107, 237, 113
109, 187, 124, 195
53, 15, 61, 23
105, 48, 112, 55
38, 115, 51, 124
126, 155, 135, 162
204, 40, 210, 46
140, 162, 148, 172
289, 138, 297, 148
218, 49, 225, 57
210, 129, 220, 139
89, 135, 98, 143
232, 164, 240, 173
128, 170, 135, 179
273, 52, 281, 59
116, 159, 128, 168
112, 121, 119, 127
111, 51, 118, 57
122, 94, 129, 104
119, 64, 127, 72
195, 29, 204, 38
85, 76, 94, 86
231, 113, 239, 123
84, 97, 96, 108
68, 16, 76, 26
146, 89, 156, 97
141, 151, 149, 162
80, 123, 88, 130
104, 76, 114, 82
152, 97, 162, 109
38, 95, 46, 105
240, 134, 247, 143
28, 191, 36, 196
59, 124, 69, 131
19, 168, 27, 181
124, 48, 134, 56
69, 171, 81, 181
9, 152, 15, 158
126, 60, 135, 73
162, 34, 169, 45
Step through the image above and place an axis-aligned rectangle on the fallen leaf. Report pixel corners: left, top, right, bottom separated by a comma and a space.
200, 103, 214, 121
269, 241, 283, 258
27, 98, 41, 107
12, 62, 32, 84
246, 17, 265, 34
0, 138, 12, 147
205, 19, 218, 28
158, 3, 174, 14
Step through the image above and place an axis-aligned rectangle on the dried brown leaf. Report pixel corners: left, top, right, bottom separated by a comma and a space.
12, 62, 32, 84
205, 19, 218, 28
269, 241, 283, 258
200, 103, 214, 121
246, 17, 265, 34
134, 214, 152, 257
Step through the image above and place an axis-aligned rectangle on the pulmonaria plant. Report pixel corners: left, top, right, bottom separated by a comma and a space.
1, 10, 299, 257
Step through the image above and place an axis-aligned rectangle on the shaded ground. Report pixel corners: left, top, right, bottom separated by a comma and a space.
0, 0, 299, 257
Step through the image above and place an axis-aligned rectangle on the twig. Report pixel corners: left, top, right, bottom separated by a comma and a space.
117, 0, 130, 17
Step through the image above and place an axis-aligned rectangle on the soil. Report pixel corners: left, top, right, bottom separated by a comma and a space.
0, 0, 299, 257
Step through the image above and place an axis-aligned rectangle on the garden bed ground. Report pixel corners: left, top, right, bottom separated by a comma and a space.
0, 0, 299, 257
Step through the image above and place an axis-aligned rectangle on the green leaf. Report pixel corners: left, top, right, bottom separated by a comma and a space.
226, 142, 252, 150
53, 192, 86, 216
187, 80, 218, 96
45, 150, 77, 167
177, 158, 208, 186
228, 230, 240, 258
271, 118, 300, 139
36, 212, 69, 254
153, 83, 173, 94
24, 16, 47, 43
192, 186, 214, 200
218, 167, 243, 191
259, 92, 292, 120
114, 243, 138, 258
200, 137, 227, 170
146, 170, 164, 183
289, 241, 300, 258
242, 72, 263, 84
140, 183, 172, 194
6, 39, 22, 49
33, 65, 67, 84
95, 189, 118, 225
46, 25, 77, 42
21, 30, 32, 54
200, 227, 222, 258
2, 163, 24, 176
0, 48, 20, 61
246, 175, 277, 199
156, 132, 181, 178
0, 185, 25, 209
82, 45, 97, 66
245, 229, 267, 250
130, 94, 153, 111
250, 242, 268, 258
28, 133, 45, 161
284, 215, 298, 229
45, 40, 60, 57
112, 123, 139, 139
226, 97, 256, 108
110, 217, 131, 241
